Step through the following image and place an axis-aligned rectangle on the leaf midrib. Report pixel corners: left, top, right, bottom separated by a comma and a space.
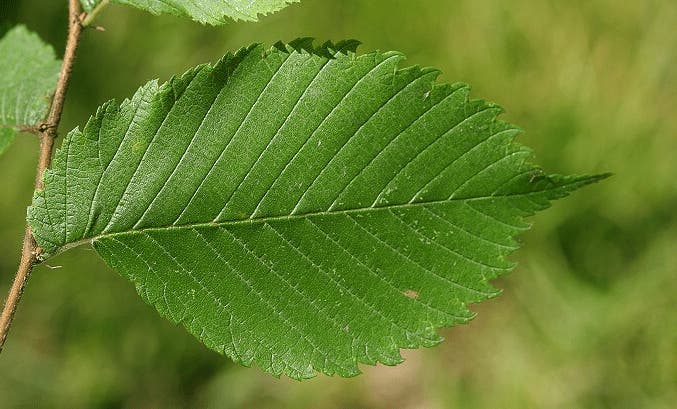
50, 187, 564, 257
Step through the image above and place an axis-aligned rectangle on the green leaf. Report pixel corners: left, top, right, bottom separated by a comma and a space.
0, 26, 61, 155
28, 42, 607, 379
80, 0, 100, 13
80, 0, 300, 24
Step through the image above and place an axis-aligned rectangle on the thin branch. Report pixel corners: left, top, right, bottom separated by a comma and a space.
82, 0, 110, 28
0, 0, 85, 352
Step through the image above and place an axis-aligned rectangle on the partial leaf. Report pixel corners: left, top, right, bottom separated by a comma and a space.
29, 42, 607, 379
80, 0, 300, 24
0, 26, 60, 155
80, 0, 100, 13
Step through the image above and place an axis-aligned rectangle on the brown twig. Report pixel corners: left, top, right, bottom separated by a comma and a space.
0, 0, 84, 352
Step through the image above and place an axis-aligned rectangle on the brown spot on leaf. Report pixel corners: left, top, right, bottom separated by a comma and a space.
403, 289, 419, 299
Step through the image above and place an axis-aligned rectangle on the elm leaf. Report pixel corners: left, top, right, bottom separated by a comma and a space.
80, 0, 299, 24
28, 41, 607, 379
0, 26, 60, 155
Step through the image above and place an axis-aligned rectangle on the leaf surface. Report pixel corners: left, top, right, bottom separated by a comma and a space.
0, 26, 60, 155
80, 0, 299, 24
28, 42, 606, 378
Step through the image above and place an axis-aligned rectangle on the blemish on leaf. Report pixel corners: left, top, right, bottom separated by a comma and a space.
403, 290, 419, 299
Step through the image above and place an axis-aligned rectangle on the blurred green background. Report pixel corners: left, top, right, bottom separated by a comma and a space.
1, 0, 675, 407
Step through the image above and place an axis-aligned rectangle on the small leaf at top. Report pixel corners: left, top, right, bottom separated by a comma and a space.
28, 41, 608, 379
80, 0, 300, 24
0, 26, 61, 155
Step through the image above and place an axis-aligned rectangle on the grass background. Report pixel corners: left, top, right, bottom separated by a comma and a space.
0, 0, 675, 407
